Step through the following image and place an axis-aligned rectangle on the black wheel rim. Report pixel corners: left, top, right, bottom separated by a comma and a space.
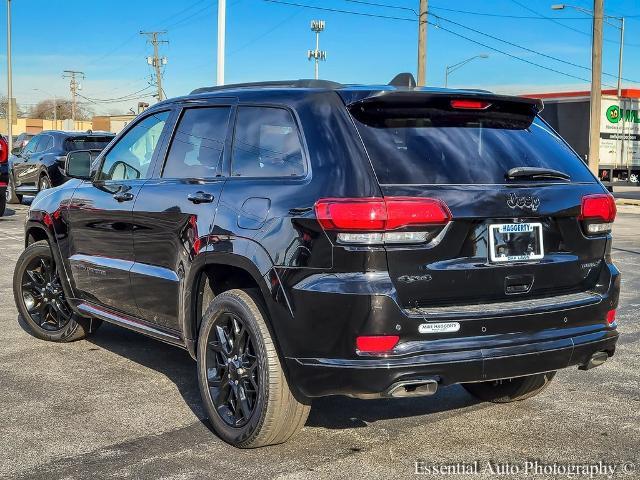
205, 313, 259, 428
21, 255, 73, 331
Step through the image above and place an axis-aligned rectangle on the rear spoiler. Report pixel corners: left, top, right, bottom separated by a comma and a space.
343, 90, 544, 129
342, 90, 543, 114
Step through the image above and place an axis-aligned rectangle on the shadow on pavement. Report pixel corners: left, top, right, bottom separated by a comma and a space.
85, 323, 482, 432
1, 207, 16, 217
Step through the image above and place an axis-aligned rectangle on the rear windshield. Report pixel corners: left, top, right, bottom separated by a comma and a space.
64, 136, 113, 152
350, 107, 594, 185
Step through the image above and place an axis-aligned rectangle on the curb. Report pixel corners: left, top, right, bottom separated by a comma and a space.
615, 198, 640, 206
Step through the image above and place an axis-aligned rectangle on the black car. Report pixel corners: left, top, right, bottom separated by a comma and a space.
13, 78, 620, 448
6, 130, 114, 204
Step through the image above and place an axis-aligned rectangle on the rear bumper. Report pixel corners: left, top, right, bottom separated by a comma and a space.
283, 262, 620, 398
286, 328, 618, 398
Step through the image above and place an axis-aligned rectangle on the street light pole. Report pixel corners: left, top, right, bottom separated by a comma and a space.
552, 4, 625, 100
6, 0, 13, 152
444, 54, 489, 88
217, 0, 226, 86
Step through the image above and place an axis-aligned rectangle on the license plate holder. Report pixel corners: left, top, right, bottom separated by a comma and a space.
489, 222, 544, 263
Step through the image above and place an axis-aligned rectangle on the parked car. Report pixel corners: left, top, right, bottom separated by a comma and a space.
0, 134, 8, 215
13, 78, 620, 448
12, 132, 34, 152
6, 130, 115, 204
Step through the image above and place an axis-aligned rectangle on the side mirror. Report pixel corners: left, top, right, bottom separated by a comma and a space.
65, 150, 98, 180
11, 146, 22, 155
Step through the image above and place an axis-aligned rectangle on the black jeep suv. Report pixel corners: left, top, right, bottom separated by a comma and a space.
13, 79, 620, 448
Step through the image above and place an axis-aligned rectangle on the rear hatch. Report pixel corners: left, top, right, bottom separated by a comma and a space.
64, 135, 114, 153
345, 90, 614, 309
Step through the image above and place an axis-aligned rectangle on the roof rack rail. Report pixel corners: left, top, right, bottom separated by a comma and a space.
190, 79, 343, 95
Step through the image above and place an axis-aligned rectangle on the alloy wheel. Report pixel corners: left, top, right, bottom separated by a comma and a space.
20, 255, 73, 331
205, 312, 260, 428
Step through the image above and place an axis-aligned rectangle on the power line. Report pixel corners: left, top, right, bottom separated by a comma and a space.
262, 0, 638, 85
163, 2, 217, 30
81, 85, 154, 103
431, 13, 638, 84
509, 0, 640, 48
262, 0, 415, 22
430, 6, 587, 20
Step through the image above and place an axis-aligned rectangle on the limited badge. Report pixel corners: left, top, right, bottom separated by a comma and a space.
418, 322, 460, 334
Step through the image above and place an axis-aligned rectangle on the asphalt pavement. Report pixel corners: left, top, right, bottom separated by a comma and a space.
0, 202, 638, 480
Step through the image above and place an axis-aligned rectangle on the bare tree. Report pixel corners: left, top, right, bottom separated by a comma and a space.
0, 94, 24, 119
28, 99, 94, 121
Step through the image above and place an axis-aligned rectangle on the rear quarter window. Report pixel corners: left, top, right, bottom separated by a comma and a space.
351, 109, 594, 185
64, 136, 114, 152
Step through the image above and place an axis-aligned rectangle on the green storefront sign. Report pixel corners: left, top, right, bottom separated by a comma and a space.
606, 105, 640, 124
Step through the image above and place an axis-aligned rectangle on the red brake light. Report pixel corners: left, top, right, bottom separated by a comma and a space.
315, 197, 450, 231
580, 194, 616, 223
0, 139, 7, 163
315, 198, 386, 231
450, 99, 491, 110
356, 335, 399, 353
606, 309, 616, 326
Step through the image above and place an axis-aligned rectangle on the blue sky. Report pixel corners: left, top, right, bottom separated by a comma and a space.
1, 0, 639, 114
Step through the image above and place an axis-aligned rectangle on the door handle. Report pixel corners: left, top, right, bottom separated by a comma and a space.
113, 191, 134, 202
187, 191, 215, 204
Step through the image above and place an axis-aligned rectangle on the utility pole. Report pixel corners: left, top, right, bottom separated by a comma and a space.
417, 0, 428, 86
588, 0, 603, 176
307, 20, 326, 80
140, 31, 168, 102
217, 0, 226, 85
62, 70, 84, 126
6, 0, 13, 152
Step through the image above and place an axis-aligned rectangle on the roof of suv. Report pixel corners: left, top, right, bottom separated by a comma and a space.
154, 77, 543, 112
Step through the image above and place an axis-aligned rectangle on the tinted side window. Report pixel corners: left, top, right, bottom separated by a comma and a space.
34, 135, 52, 153
22, 136, 40, 155
231, 107, 305, 178
99, 111, 169, 181
163, 107, 231, 179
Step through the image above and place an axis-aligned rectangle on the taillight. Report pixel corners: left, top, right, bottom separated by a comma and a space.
0, 140, 7, 164
450, 99, 491, 110
606, 309, 616, 326
315, 197, 451, 245
579, 194, 616, 235
356, 335, 399, 353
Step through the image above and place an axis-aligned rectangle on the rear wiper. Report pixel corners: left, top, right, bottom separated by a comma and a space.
506, 167, 570, 181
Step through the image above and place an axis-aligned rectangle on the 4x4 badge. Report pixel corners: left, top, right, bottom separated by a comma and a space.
506, 193, 540, 211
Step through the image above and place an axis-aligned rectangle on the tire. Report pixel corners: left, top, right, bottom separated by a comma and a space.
13, 240, 101, 342
0, 190, 5, 216
38, 175, 51, 192
6, 175, 23, 204
197, 288, 311, 448
462, 371, 556, 403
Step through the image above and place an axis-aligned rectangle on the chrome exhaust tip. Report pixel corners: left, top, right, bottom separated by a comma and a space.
385, 379, 438, 398
579, 351, 609, 371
